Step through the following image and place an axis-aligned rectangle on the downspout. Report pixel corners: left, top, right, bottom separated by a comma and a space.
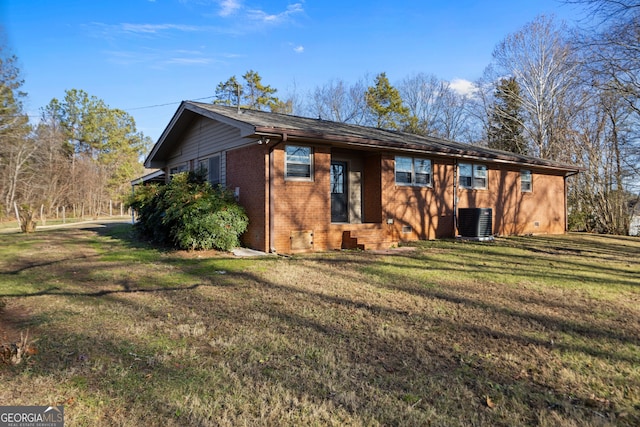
453, 160, 458, 237
266, 133, 287, 253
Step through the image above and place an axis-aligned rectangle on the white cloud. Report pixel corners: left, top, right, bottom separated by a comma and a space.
104, 48, 214, 68
119, 23, 203, 34
218, 0, 241, 17
293, 45, 304, 53
449, 78, 477, 97
166, 57, 212, 65
247, 2, 304, 25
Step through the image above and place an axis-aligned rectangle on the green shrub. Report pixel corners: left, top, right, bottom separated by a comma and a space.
127, 171, 248, 251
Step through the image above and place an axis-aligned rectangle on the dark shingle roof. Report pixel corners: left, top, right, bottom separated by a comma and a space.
149, 101, 581, 173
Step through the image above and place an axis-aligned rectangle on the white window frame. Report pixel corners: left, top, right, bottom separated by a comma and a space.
395, 156, 432, 187
521, 170, 532, 192
208, 155, 221, 185
285, 145, 313, 181
473, 164, 488, 189
459, 162, 488, 190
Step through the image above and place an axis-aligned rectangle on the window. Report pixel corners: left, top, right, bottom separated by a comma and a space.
459, 163, 473, 188
195, 159, 208, 178
192, 155, 221, 185
209, 155, 221, 185
285, 145, 313, 180
169, 164, 188, 177
521, 170, 532, 192
459, 162, 488, 189
473, 164, 487, 189
395, 157, 413, 184
395, 156, 432, 186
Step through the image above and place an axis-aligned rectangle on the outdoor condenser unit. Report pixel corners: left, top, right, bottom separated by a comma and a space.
457, 208, 493, 238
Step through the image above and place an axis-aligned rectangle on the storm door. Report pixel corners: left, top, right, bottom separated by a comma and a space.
331, 161, 348, 222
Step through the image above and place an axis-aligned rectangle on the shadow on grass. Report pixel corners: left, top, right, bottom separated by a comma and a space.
0, 283, 217, 298
2, 226, 638, 425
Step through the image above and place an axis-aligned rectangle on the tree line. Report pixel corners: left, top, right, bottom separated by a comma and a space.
210, 1, 640, 235
0, 45, 151, 223
1, 0, 638, 233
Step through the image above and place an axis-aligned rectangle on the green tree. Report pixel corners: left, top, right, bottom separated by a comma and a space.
44, 89, 150, 206
214, 76, 241, 107
487, 77, 527, 154
213, 71, 280, 111
365, 72, 411, 130
242, 70, 278, 111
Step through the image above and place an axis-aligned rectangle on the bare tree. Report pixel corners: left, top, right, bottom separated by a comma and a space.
569, 84, 638, 233
307, 77, 369, 124
398, 73, 473, 141
563, 0, 640, 234
437, 87, 473, 141
566, 0, 640, 21
570, 0, 640, 117
0, 39, 33, 218
30, 107, 74, 214
398, 73, 446, 136
488, 15, 581, 161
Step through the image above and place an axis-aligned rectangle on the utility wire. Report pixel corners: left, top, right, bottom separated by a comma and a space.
1, 95, 216, 118
123, 96, 214, 111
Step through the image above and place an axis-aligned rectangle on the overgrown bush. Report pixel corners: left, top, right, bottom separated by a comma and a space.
127, 171, 248, 251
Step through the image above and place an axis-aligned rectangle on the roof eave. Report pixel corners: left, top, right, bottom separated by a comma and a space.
144, 101, 257, 168
253, 126, 581, 174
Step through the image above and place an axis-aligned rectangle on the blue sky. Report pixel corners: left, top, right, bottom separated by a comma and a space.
3, 0, 585, 142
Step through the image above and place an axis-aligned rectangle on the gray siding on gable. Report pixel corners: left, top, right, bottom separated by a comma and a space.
166, 116, 252, 166
166, 116, 253, 188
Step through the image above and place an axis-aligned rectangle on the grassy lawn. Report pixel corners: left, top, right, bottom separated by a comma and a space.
0, 225, 638, 426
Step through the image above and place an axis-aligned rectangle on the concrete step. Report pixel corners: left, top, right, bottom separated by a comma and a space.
341, 228, 395, 251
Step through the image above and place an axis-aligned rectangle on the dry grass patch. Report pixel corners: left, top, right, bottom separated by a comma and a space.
0, 225, 638, 426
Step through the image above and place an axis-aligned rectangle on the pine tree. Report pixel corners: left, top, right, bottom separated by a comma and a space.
213, 71, 280, 111
487, 77, 527, 155
213, 76, 241, 107
365, 72, 411, 130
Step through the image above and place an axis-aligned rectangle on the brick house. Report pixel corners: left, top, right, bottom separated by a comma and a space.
143, 101, 580, 253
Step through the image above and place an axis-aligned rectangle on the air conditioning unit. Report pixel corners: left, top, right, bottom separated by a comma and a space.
458, 208, 493, 238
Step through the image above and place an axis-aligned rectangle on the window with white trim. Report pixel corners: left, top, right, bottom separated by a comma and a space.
395, 156, 432, 186
459, 162, 488, 189
521, 170, 532, 192
209, 155, 221, 185
285, 145, 313, 180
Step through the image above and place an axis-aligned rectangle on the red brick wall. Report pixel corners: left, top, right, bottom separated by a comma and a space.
456, 166, 566, 235
381, 155, 455, 241
228, 144, 567, 253
226, 144, 268, 252
379, 156, 566, 241
269, 144, 332, 253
